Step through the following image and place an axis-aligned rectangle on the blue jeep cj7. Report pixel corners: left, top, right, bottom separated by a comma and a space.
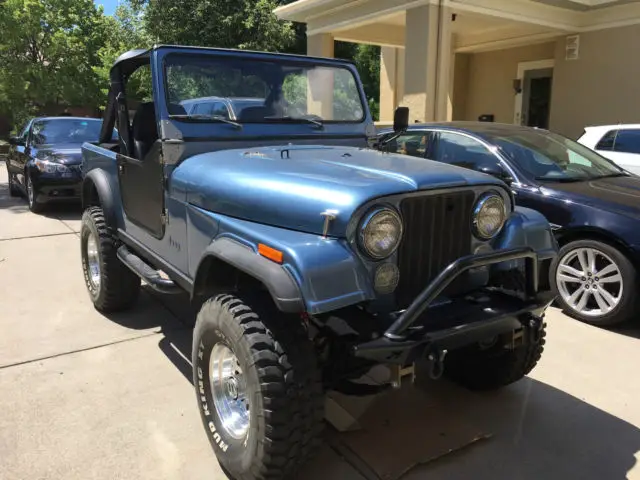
79, 45, 558, 479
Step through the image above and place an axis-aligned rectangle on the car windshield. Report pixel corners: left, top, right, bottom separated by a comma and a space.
31, 119, 103, 146
164, 54, 365, 123
492, 130, 625, 181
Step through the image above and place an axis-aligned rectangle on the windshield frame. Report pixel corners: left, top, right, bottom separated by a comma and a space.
490, 129, 626, 182
161, 51, 368, 125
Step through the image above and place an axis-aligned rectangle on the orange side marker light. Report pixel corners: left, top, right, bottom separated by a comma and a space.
258, 244, 283, 264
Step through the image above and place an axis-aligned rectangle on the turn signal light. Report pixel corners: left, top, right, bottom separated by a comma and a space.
258, 244, 283, 264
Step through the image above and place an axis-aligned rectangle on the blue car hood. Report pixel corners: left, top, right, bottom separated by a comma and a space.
175, 145, 504, 236
540, 175, 640, 220
34, 143, 83, 165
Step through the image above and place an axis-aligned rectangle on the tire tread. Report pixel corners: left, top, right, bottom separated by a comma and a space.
82, 206, 140, 312
195, 294, 324, 479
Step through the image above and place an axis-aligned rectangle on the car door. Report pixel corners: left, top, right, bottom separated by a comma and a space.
116, 66, 166, 238
378, 131, 435, 158
431, 131, 514, 180
7, 120, 33, 188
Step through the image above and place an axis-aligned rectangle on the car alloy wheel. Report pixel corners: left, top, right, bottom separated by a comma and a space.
556, 247, 623, 317
85, 231, 101, 291
26, 173, 34, 207
209, 342, 250, 440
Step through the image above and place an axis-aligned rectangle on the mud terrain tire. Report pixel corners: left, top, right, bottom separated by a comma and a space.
444, 321, 546, 391
193, 294, 324, 480
80, 206, 140, 312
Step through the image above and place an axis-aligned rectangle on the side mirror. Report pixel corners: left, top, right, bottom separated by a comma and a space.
393, 106, 409, 133
9, 136, 23, 146
479, 164, 514, 185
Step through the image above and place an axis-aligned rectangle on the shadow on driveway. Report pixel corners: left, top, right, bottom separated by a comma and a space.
139, 294, 640, 480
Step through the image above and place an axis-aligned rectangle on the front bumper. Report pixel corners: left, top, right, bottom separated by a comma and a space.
353, 247, 555, 364
33, 173, 81, 203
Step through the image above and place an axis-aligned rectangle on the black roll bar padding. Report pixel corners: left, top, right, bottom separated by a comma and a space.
384, 247, 538, 341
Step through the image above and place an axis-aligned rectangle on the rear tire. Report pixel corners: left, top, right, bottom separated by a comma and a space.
193, 294, 324, 480
444, 321, 546, 391
7, 165, 19, 197
80, 206, 140, 312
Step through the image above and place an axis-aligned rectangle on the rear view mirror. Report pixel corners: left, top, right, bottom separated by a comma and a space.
393, 106, 409, 133
9, 136, 23, 146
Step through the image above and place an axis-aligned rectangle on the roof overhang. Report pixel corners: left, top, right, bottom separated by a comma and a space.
275, 0, 628, 22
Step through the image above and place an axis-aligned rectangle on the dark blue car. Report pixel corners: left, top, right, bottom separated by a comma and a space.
377, 122, 640, 327
5, 116, 110, 212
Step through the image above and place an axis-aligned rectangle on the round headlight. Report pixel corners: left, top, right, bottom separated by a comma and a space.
374, 263, 400, 294
473, 193, 506, 239
359, 207, 403, 260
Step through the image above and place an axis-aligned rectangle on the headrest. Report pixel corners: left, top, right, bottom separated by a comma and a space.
132, 102, 157, 141
237, 106, 274, 123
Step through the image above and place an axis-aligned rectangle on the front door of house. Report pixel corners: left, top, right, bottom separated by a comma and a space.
514, 60, 554, 128
521, 68, 553, 129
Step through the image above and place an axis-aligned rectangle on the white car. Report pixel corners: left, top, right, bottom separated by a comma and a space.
577, 124, 640, 175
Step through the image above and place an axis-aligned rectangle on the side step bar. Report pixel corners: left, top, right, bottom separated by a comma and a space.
117, 245, 182, 294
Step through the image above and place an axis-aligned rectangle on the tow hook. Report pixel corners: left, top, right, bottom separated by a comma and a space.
528, 314, 544, 344
426, 348, 447, 380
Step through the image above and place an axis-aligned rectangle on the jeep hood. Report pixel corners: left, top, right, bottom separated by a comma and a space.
174, 145, 504, 236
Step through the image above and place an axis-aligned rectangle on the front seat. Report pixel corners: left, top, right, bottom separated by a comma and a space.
132, 102, 158, 160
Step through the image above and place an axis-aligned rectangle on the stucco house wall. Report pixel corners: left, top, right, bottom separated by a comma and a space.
550, 24, 640, 139
460, 42, 557, 125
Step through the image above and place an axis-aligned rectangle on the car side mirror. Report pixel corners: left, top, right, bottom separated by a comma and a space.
9, 136, 24, 146
393, 106, 409, 133
479, 164, 514, 185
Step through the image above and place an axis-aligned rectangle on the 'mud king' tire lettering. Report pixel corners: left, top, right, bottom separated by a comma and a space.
192, 294, 324, 479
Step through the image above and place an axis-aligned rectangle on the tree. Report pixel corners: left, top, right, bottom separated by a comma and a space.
0, 0, 110, 127
352, 44, 380, 120
131, 0, 295, 52
334, 42, 380, 120
92, 3, 152, 106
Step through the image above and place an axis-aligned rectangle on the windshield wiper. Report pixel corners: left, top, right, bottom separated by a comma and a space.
169, 114, 242, 129
590, 172, 631, 179
263, 115, 324, 129
534, 176, 587, 183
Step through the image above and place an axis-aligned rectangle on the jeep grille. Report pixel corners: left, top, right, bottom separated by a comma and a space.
396, 190, 475, 308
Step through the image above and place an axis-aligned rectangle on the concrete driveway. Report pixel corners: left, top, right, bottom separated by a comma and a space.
1, 165, 640, 479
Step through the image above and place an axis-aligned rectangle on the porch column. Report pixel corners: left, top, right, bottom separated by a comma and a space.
379, 47, 398, 123
401, 4, 453, 122
307, 33, 335, 119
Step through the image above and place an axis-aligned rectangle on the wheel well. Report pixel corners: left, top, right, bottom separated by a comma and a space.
557, 228, 638, 267
193, 256, 270, 300
82, 179, 100, 209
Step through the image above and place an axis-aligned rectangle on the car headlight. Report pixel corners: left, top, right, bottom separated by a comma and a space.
359, 207, 403, 259
34, 159, 70, 174
472, 193, 506, 239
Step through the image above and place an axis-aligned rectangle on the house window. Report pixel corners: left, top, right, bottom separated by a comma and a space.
595, 130, 617, 151
613, 129, 640, 154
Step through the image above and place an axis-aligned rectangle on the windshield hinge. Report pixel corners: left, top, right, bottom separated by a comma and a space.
161, 210, 169, 226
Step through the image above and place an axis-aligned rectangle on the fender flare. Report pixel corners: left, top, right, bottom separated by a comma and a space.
193, 237, 305, 313
82, 169, 117, 227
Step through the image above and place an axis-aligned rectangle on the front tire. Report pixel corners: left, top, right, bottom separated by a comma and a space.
193, 294, 324, 480
26, 171, 44, 213
551, 239, 637, 326
444, 322, 546, 391
80, 206, 140, 312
